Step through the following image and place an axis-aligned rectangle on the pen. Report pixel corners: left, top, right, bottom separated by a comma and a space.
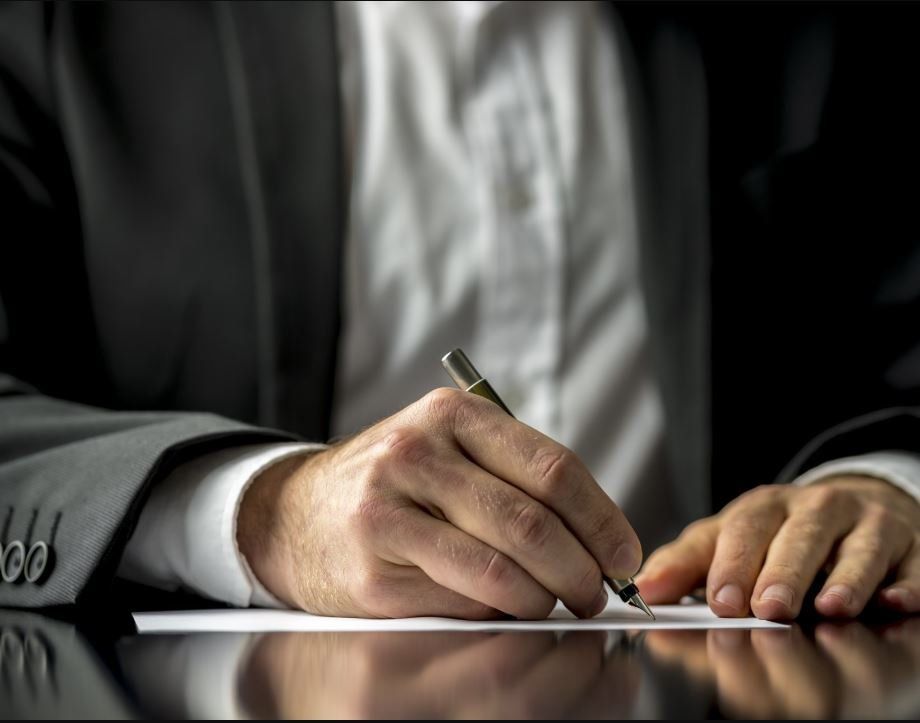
441, 348, 655, 620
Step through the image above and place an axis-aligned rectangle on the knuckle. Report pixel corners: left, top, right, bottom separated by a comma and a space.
351, 567, 399, 615
717, 537, 755, 568
582, 510, 611, 542
477, 549, 517, 591
722, 510, 756, 534
576, 563, 603, 597
642, 543, 672, 568
785, 504, 826, 539
421, 387, 466, 427
585, 511, 626, 562
794, 515, 825, 541
736, 484, 776, 507
864, 503, 900, 531
350, 496, 400, 542
679, 517, 716, 544
852, 530, 887, 560
532, 446, 578, 499
508, 502, 556, 552
376, 426, 434, 470
802, 484, 843, 513
721, 513, 774, 546
836, 568, 873, 591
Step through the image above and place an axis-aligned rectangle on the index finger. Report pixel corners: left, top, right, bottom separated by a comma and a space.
424, 388, 642, 579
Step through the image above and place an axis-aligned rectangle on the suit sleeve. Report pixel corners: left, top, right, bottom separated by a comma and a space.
777, 408, 920, 488
0, 374, 298, 607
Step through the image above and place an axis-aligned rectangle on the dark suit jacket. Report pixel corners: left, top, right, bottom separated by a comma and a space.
2, 1, 920, 607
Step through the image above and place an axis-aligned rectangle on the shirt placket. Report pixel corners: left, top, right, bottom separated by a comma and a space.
466, 26, 565, 436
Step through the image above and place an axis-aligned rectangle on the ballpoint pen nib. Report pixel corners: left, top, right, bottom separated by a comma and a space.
628, 596, 656, 620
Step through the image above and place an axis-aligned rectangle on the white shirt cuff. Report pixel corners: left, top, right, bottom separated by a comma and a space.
791, 450, 920, 505
119, 442, 325, 607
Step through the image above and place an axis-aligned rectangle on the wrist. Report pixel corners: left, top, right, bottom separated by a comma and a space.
237, 451, 316, 609
812, 474, 920, 512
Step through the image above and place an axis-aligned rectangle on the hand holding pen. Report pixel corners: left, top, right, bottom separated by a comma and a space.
443, 348, 654, 619
239, 350, 647, 619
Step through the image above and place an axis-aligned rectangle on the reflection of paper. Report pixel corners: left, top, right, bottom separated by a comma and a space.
134, 602, 787, 634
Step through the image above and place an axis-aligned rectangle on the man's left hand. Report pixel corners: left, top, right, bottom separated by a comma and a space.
636, 476, 920, 619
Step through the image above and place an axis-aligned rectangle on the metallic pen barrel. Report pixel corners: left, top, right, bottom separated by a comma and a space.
441, 348, 481, 390
441, 348, 655, 620
442, 349, 512, 415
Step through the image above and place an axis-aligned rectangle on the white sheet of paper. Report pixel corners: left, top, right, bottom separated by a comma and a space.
134, 602, 787, 634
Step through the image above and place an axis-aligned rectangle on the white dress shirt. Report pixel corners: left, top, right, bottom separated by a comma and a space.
117, 1, 920, 607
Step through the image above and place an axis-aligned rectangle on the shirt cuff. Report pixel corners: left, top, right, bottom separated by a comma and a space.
119, 442, 325, 607
790, 450, 920, 505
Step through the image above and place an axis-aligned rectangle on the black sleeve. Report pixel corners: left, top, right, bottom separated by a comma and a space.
776, 407, 920, 485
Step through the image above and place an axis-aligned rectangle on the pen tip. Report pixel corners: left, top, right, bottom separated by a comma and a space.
629, 596, 656, 621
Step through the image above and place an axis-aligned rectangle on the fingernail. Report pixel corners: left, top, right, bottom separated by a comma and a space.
760, 583, 794, 608
590, 587, 609, 617
882, 587, 918, 610
714, 584, 744, 612
611, 544, 641, 575
820, 584, 853, 607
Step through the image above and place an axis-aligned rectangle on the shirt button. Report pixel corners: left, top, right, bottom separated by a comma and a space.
503, 182, 533, 212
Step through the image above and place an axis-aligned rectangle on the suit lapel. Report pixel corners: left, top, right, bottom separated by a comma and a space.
616, 5, 711, 520
215, 1, 343, 440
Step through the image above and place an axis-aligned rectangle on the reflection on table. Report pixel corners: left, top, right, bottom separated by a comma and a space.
119, 618, 920, 719
0, 610, 135, 719
3, 607, 920, 719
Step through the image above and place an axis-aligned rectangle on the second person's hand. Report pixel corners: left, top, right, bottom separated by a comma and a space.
237, 388, 642, 619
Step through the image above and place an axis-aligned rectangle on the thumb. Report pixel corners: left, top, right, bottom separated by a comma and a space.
635, 521, 718, 604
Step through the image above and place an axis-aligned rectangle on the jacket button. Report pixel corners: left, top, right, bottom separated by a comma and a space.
25, 541, 53, 584
1, 540, 25, 583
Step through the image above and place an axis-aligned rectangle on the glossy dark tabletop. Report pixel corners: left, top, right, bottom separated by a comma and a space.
3, 609, 920, 719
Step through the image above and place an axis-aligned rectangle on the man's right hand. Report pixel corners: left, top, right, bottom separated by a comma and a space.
238, 388, 642, 619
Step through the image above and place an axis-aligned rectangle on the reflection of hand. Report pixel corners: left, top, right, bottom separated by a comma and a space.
240, 629, 640, 719
637, 477, 920, 619
238, 388, 641, 619
644, 618, 920, 718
